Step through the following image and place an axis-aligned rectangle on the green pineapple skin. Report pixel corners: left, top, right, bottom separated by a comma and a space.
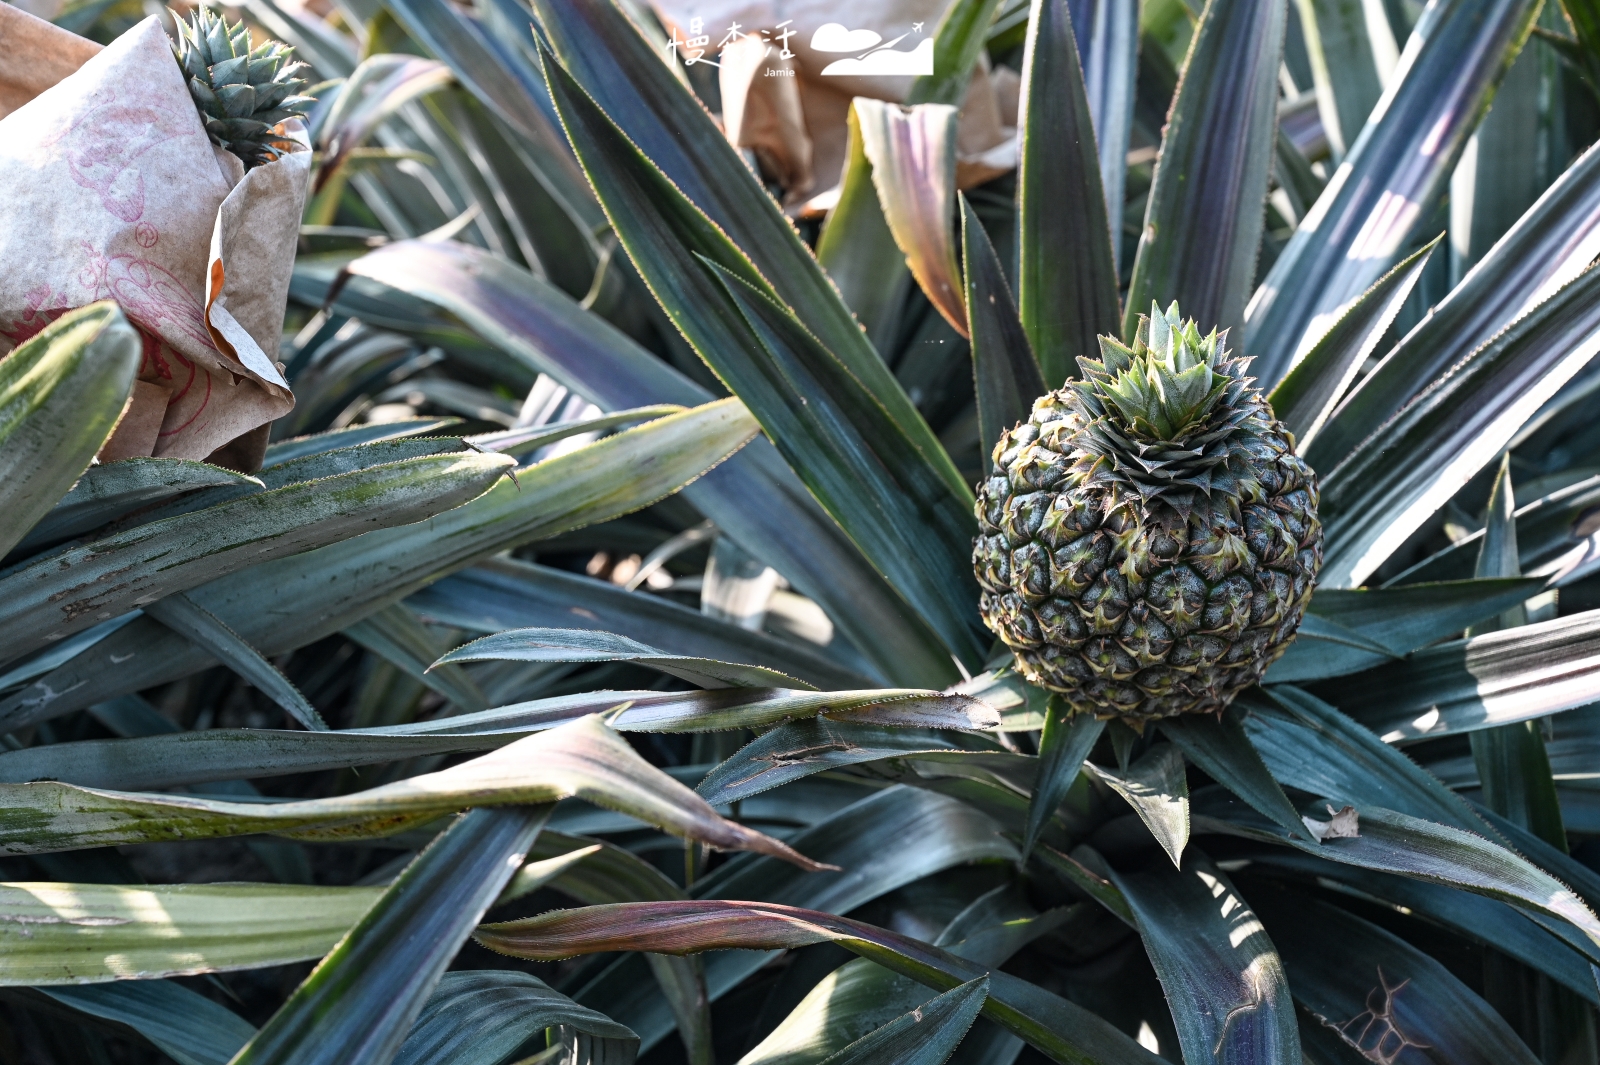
172, 7, 314, 170
972, 305, 1322, 725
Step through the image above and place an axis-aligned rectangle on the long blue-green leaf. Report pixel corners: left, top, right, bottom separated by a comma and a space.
381, 0, 601, 230
1310, 578, 1542, 653
962, 195, 1047, 464
39, 981, 255, 1065
0, 715, 824, 866
1447, 0, 1566, 278
1268, 235, 1437, 447
1109, 851, 1300, 1065
525, 829, 685, 904
344, 602, 488, 713
518, 830, 707, 1065
1318, 264, 1600, 586
1250, 888, 1541, 1065
410, 560, 875, 691
339, 226, 957, 690
1246, 0, 1542, 383
393, 970, 638, 1065
0, 689, 973, 791
1294, 612, 1401, 659
528, 0, 963, 486
261, 419, 461, 468
316, 56, 454, 190
0, 401, 762, 726
229, 806, 548, 1065
438, 627, 811, 689
1160, 708, 1306, 840
495, 844, 606, 906
1324, 608, 1600, 741
0, 881, 380, 982
1246, 848, 1600, 1004
1450, 805, 1600, 1032
1085, 743, 1189, 866
1388, 474, 1600, 587
12, 458, 257, 557
1016, 0, 1120, 384
954, 667, 1049, 730
1238, 687, 1490, 834
144, 593, 327, 731
1309, 137, 1600, 470
1293, 0, 1392, 162
816, 977, 989, 1065
0, 723, 511, 790
1268, 577, 1543, 681
241, 0, 355, 77
1023, 705, 1102, 859
0, 302, 139, 560
1029, 844, 1135, 927
540, 50, 984, 668
740, 901, 1068, 1065
419, 684, 985, 735
1429, 711, 1600, 794
467, 405, 683, 459
706, 262, 986, 663
1466, 455, 1566, 849
0, 448, 514, 665
81, 434, 464, 527
1194, 792, 1600, 945
477, 900, 1164, 1065
208, 437, 474, 507
698, 783, 1016, 920
908, 0, 1006, 105
501, 829, 717, 1062
696, 719, 965, 806
1125, 0, 1286, 340
1075, 0, 1140, 265
576, 787, 1019, 1055
1475, 801, 1600, 917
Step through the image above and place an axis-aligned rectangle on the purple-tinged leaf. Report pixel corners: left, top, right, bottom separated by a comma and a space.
1016, 0, 1120, 385
1125, 0, 1287, 341
1246, 0, 1542, 384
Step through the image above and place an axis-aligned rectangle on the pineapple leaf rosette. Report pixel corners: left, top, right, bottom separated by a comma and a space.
0, 5, 312, 469
975, 303, 1321, 725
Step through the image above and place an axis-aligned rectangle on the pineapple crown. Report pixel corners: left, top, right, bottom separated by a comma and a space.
1061, 302, 1278, 520
172, 6, 314, 169
1075, 302, 1251, 443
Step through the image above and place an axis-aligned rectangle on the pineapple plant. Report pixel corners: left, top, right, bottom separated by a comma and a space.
7, 0, 1600, 1063
975, 304, 1322, 723
172, 4, 313, 168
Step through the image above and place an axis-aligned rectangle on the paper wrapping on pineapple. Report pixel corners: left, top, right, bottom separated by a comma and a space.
0, 10, 307, 464
653, 0, 1016, 206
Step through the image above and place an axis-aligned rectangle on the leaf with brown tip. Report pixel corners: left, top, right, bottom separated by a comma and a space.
475, 900, 1162, 1065
856, 99, 968, 337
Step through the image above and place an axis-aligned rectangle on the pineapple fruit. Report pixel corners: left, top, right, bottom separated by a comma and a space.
172, 5, 313, 169
974, 303, 1322, 724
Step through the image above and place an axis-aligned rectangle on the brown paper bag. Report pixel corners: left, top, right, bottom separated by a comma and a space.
0, 8, 307, 468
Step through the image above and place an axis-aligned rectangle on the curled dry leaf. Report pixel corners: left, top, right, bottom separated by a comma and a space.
1302, 804, 1361, 842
